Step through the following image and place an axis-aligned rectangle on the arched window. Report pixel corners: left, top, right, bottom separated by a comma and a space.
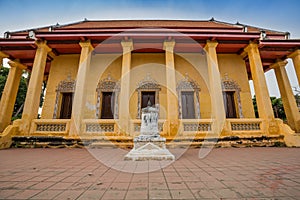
96, 74, 120, 119
53, 76, 76, 119
177, 74, 200, 119
136, 73, 161, 119
222, 74, 243, 118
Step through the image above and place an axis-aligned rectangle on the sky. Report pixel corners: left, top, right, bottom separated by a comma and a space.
0, 0, 300, 97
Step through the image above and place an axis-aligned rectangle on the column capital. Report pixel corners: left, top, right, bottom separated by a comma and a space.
8, 60, 27, 70
35, 40, 52, 53
270, 60, 288, 69
288, 49, 300, 59
121, 39, 133, 52
244, 42, 258, 53
204, 40, 218, 50
163, 40, 175, 52
79, 40, 94, 51
0, 51, 9, 58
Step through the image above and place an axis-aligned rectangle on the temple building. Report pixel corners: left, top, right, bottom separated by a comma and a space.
0, 19, 300, 148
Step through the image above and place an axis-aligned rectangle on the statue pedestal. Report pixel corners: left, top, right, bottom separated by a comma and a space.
124, 135, 175, 161
124, 105, 175, 161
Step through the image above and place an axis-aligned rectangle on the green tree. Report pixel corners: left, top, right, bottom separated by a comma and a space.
0, 66, 28, 120
252, 95, 258, 118
252, 95, 286, 121
270, 96, 286, 120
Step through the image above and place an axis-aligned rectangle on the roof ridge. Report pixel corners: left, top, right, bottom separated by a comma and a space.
235, 21, 287, 34
6, 18, 288, 35
7, 18, 89, 34
208, 18, 242, 28
56, 18, 88, 28
7, 24, 53, 34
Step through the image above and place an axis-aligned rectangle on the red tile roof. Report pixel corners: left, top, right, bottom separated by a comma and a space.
8, 19, 286, 36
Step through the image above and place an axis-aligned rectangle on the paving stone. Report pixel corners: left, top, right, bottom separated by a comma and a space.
53, 189, 85, 200
101, 189, 127, 200
125, 189, 148, 199
0, 148, 299, 199
149, 189, 171, 199
170, 189, 195, 199
7, 189, 41, 199
0, 189, 22, 199
30, 189, 63, 199
149, 181, 168, 190
77, 189, 105, 200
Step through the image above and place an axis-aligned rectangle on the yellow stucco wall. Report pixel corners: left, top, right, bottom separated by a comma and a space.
41, 55, 79, 119
130, 53, 166, 119
85, 54, 123, 118
218, 54, 255, 118
175, 53, 211, 118
41, 52, 254, 120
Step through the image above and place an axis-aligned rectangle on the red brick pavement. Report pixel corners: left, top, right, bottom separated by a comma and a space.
0, 147, 299, 199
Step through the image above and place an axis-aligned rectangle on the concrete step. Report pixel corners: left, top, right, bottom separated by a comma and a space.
11, 134, 285, 148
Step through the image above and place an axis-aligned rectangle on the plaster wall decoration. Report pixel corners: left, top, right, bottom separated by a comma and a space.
221, 73, 243, 118
53, 74, 76, 119
136, 73, 161, 119
96, 73, 120, 119
176, 73, 201, 119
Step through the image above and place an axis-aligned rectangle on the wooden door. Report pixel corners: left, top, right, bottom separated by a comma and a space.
101, 92, 114, 119
59, 92, 73, 119
141, 91, 155, 108
181, 91, 195, 119
223, 91, 237, 118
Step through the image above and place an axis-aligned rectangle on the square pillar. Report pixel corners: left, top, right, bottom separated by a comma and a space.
163, 40, 179, 135
0, 60, 25, 132
118, 39, 133, 135
271, 60, 300, 132
69, 40, 94, 136
204, 40, 226, 134
244, 43, 274, 120
20, 41, 51, 134
288, 50, 300, 86
163, 40, 178, 120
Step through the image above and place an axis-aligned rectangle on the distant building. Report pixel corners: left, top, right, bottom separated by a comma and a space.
0, 19, 300, 147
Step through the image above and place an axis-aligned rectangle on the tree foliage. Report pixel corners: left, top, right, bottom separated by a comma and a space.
252, 95, 286, 121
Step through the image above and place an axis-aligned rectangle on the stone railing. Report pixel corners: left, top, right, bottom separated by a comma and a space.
181, 119, 213, 133
30, 119, 70, 135
28, 118, 266, 137
226, 118, 263, 133
83, 119, 118, 134
131, 119, 165, 136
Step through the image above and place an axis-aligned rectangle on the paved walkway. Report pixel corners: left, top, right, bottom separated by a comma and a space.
0, 147, 299, 199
